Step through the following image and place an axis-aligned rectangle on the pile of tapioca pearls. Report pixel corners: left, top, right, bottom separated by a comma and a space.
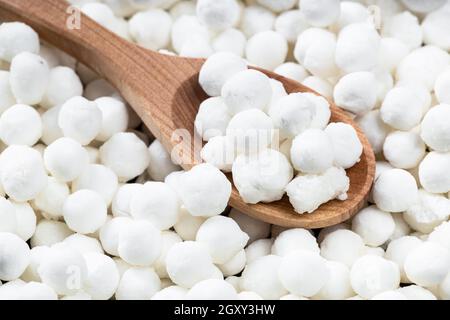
197, 51, 362, 214
0, 0, 449, 300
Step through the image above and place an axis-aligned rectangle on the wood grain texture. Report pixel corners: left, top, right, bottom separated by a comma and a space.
0, 0, 375, 228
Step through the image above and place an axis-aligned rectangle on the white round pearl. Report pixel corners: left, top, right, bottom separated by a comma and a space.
44, 137, 89, 182
187, 279, 238, 300
246, 31, 288, 71
221, 70, 272, 114
41, 105, 63, 145
196, 216, 249, 264
10, 52, 49, 105
58, 96, 102, 146
11, 201, 36, 242
0, 197, 16, 234
38, 243, 87, 295
232, 149, 293, 204
199, 52, 247, 97
320, 230, 365, 267
240, 5, 275, 38
178, 164, 231, 217
147, 140, 181, 182
41, 66, 83, 109
291, 129, 334, 174
115, 267, 161, 300
30, 220, 73, 248
129, 9, 172, 50
373, 169, 418, 213
314, 261, 354, 300
385, 236, 423, 283
117, 219, 162, 267
335, 23, 380, 73
63, 189, 107, 234
404, 241, 450, 287
154, 231, 182, 279
0, 22, 39, 62
100, 132, 150, 182
383, 131, 426, 169
272, 228, 319, 256
95, 97, 129, 142
99, 217, 132, 256
166, 241, 221, 288
72, 164, 119, 205
33, 177, 69, 220
0, 145, 48, 202
195, 97, 232, 141
0, 232, 30, 281
130, 181, 181, 230
419, 152, 450, 194
83, 252, 120, 300
351, 206, 395, 247
241, 255, 287, 299
269, 93, 315, 139
333, 72, 377, 116
0, 104, 42, 146
300, 0, 340, 27
325, 122, 363, 169
350, 255, 400, 299
421, 104, 450, 152
196, 0, 240, 31
112, 183, 143, 217
63, 234, 104, 255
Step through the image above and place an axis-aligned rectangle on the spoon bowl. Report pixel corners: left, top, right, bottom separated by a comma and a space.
0, 0, 375, 228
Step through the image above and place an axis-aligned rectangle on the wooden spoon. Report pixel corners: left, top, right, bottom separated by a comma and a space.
0, 0, 375, 228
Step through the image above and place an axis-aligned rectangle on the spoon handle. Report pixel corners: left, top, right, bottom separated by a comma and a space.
0, 0, 205, 165
0, 0, 200, 96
